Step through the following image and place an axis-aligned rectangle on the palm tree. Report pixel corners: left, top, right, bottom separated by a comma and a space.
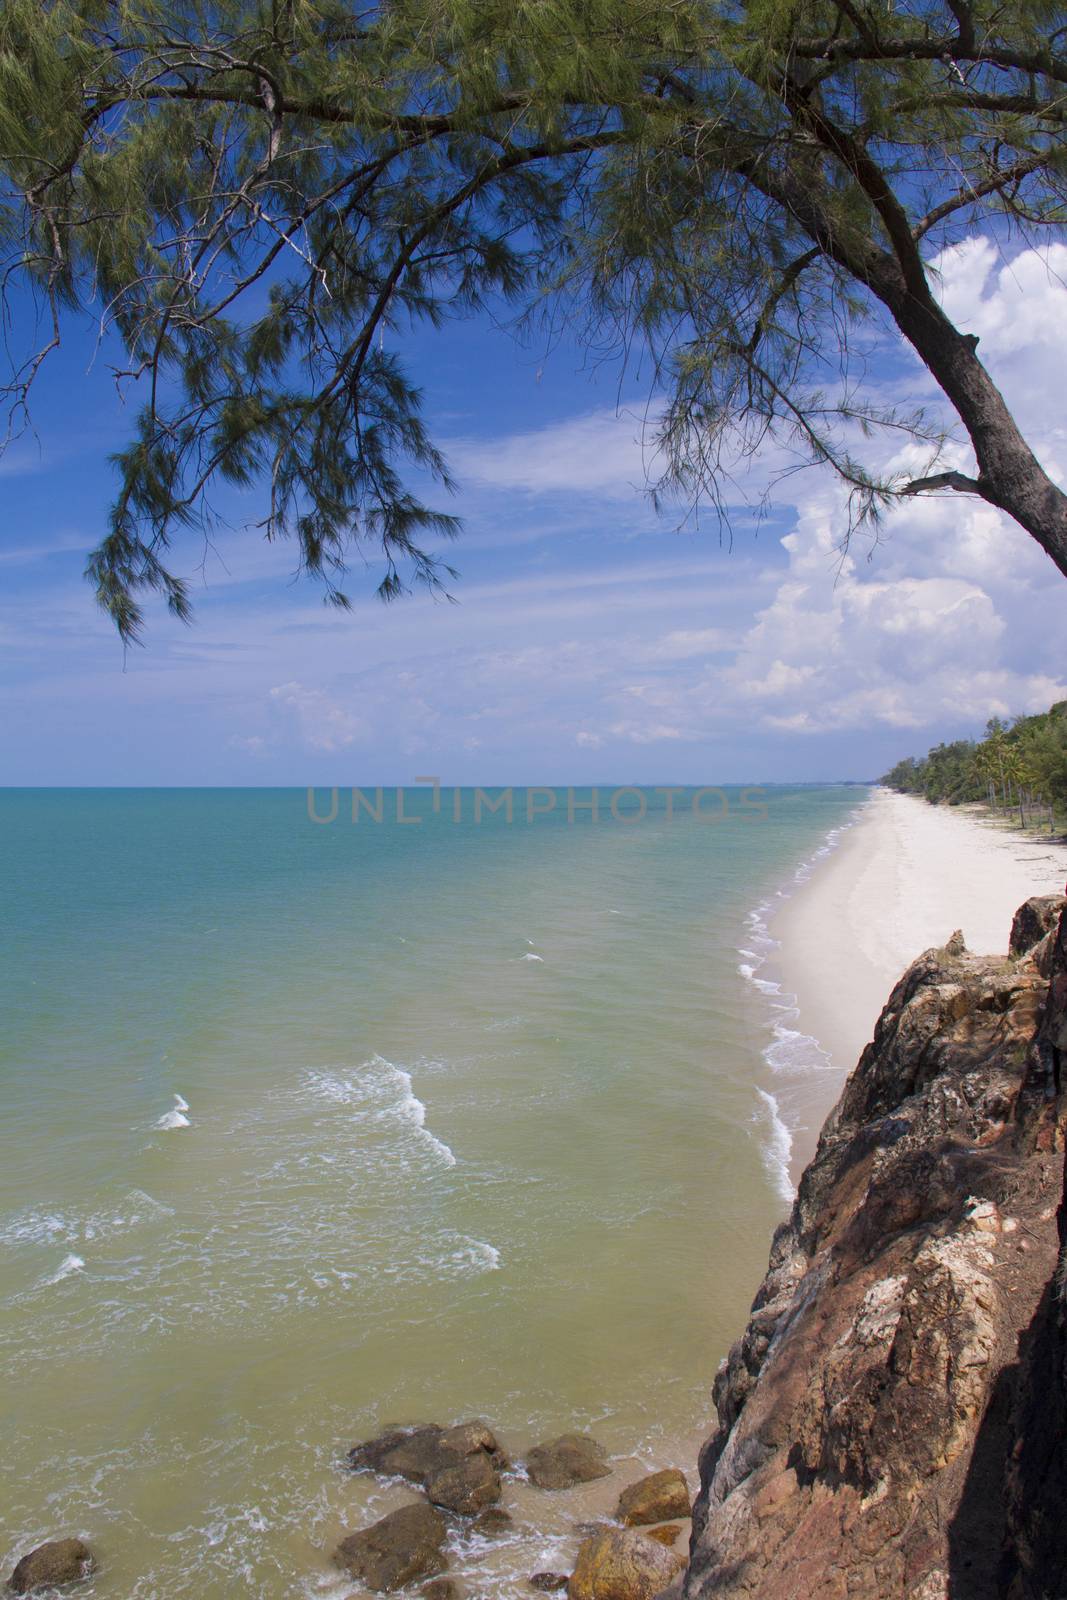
1000, 749, 1033, 830
972, 747, 997, 809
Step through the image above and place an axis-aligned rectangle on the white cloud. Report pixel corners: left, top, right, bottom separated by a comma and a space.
718, 488, 1063, 736
0, 532, 91, 564
930, 238, 1067, 478
935, 238, 1067, 365
268, 681, 365, 751
607, 720, 685, 744
6, 239, 1064, 783
448, 405, 665, 498
637, 628, 736, 661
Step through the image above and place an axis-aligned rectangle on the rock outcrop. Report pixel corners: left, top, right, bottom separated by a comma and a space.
8, 1539, 94, 1594
683, 896, 1067, 1600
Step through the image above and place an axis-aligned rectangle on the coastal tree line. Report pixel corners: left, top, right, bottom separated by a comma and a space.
881, 701, 1067, 831
2, 0, 1067, 639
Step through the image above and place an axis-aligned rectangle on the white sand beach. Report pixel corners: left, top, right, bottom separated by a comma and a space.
772, 788, 1067, 1178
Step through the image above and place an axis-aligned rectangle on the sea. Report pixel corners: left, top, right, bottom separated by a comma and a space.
0, 784, 867, 1597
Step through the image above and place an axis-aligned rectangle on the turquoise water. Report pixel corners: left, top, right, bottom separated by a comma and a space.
0, 785, 865, 1597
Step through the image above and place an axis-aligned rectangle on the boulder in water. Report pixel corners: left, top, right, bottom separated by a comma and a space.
425, 1450, 501, 1515
440, 1420, 509, 1471
347, 1425, 445, 1481
529, 1574, 569, 1591
567, 1528, 684, 1600
615, 1470, 691, 1527
348, 1421, 507, 1484
8, 1538, 95, 1594
334, 1502, 448, 1592
525, 1434, 610, 1489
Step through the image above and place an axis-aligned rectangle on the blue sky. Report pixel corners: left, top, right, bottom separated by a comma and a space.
2, 235, 1065, 785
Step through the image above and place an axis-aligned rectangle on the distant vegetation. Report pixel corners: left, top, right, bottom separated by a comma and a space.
882, 703, 1067, 832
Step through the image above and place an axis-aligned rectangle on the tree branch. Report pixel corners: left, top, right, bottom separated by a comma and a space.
900, 470, 982, 496
791, 32, 1067, 88
912, 153, 1049, 238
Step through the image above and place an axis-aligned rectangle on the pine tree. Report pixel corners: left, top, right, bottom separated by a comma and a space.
3, 0, 1067, 637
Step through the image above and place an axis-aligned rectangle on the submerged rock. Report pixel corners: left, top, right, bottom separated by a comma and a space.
334, 1501, 448, 1592
425, 1450, 501, 1515
8, 1538, 95, 1594
615, 1470, 691, 1527
421, 1580, 462, 1600
525, 1434, 610, 1489
469, 1507, 513, 1538
529, 1574, 569, 1591
568, 1527, 685, 1600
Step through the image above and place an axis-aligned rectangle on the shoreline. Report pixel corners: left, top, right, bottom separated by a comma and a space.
761, 788, 1067, 1183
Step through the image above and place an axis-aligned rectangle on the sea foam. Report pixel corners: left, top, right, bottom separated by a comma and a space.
738, 802, 869, 1203
754, 1089, 794, 1206
156, 1094, 191, 1130
0, 1190, 173, 1252
447, 1236, 502, 1275
42, 1253, 85, 1286
381, 1066, 458, 1168
305, 1055, 457, 1169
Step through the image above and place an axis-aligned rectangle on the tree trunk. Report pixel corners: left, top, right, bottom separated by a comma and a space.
888, 291, 1067, 578
742, 166, 1067, 576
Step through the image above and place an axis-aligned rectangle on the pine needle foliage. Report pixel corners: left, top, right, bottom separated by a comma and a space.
2, 0, 1067, 637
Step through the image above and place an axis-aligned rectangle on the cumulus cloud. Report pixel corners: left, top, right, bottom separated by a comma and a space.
677, 240, 1067, 742
931, 238, 1067, 476
268, 681, 366, 751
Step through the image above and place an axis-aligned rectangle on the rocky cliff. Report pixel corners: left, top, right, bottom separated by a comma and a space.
683, 895, 1067, 1600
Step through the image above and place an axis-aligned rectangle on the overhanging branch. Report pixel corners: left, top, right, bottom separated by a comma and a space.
900, 470, 982, 497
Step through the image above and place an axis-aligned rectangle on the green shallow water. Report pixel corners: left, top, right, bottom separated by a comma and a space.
0, 785, 865, 1597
